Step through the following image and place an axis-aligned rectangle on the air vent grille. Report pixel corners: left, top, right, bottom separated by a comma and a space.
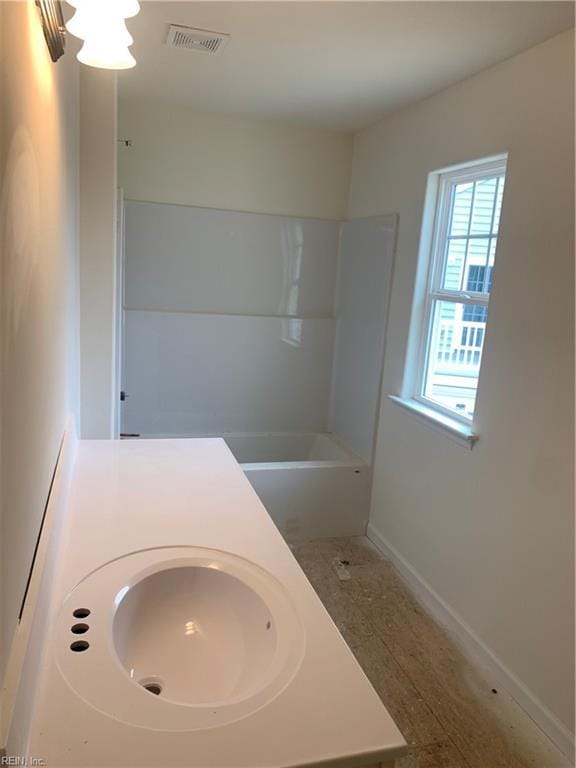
165, 25, 229, 54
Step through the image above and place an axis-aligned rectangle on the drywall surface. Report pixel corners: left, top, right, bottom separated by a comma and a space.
118, 100, 353, 220
348, 30, 574, 748
0, 2, 80, 683
329, 216, 396, 462
79, 68, 117, 439
122, 202, 338, 436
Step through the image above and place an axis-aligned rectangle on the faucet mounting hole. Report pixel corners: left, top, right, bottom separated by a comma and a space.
70, 640, 89, 652
73, 608, 91, 619
71, 623, 89, 634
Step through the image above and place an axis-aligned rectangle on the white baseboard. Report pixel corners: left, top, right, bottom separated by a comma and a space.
366, 522, 575, 763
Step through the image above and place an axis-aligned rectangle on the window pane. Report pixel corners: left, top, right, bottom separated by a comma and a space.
441, 174, 505, 294
470, 177, 497, 234
487, 237, 496, 271
442, 237, 490, 293
441, 238, 467, 290
492, 176, 504, 234
466, 265, 485, 292
464, 239, 490, 292
423, 300, 488, 420
463, 304, 487, 323
449, 182, 473, 236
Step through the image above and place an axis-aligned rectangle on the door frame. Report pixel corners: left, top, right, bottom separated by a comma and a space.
112, 188, 125, 439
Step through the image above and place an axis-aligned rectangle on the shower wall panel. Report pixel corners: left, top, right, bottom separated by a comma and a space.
328, 216, 396, 462
122, 201, 339, 436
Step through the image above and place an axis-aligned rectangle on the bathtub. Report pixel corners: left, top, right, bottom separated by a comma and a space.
130, 431, 371, 542
221, 432, 371, 543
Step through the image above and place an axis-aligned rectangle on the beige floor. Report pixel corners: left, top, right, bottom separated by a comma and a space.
291, 536, 572, 768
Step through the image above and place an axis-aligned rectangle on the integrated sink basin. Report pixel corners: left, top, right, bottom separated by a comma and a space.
114, 565, 278, 706
55, 547, 305, 731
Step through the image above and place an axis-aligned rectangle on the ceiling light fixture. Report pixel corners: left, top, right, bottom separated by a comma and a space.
65, 0, 140, 70
35, 0, 66, 62
67, 0, 140, 16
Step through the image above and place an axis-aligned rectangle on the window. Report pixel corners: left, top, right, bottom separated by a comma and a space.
414, 157, 506, 424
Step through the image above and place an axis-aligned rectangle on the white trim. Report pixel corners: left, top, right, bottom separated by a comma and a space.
112, 188, 125, 440
366, 522, 576, 762
412, 392, 475, 428
388, 395, 478, 448
432, 153, 510, 181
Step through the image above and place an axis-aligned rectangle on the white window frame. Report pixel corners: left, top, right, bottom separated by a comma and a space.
413, 156, 507, 427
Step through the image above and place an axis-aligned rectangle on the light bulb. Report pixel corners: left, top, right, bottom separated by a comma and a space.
77, 41, 136, 70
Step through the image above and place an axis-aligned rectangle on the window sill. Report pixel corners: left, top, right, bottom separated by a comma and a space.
388, 396, 479, 449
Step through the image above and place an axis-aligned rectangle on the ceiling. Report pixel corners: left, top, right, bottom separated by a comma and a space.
118, 1, 574, 132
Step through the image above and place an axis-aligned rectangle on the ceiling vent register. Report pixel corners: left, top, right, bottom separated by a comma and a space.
165, 25, 229, 54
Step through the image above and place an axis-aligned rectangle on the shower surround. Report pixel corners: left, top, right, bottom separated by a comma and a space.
121, 201, 395, 539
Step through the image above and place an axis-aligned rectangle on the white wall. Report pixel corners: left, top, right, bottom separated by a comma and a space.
122, 201, 339, 436
348, 30, 574, 750
118, 100, 353, 220
0, 1, 80, 683
79, 68, 118, 439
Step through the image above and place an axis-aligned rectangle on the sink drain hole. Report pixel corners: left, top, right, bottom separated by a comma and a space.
140, 678, 163, 696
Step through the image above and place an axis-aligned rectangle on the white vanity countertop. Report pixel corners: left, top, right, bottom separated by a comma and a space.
28, 438, 406, 767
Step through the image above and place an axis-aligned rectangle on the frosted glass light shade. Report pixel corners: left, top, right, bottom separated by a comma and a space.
67, 9, 133, 46
77, 41, 136, 70
118, 0, 141, 19
66, 0, 139, 70
66, 0, 140, 16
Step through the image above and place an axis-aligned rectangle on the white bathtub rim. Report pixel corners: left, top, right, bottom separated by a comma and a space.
241, 460, 366, 471
125, 431, 367, 467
